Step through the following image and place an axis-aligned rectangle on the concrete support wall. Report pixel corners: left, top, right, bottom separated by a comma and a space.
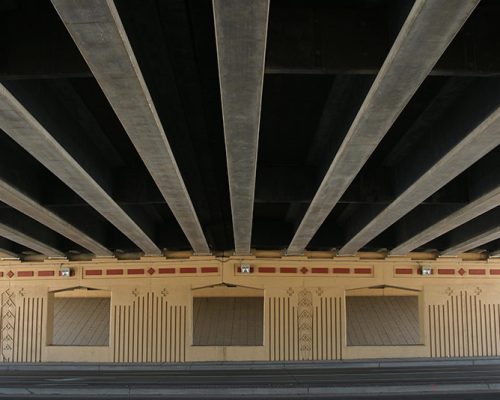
0, 255, 500, 362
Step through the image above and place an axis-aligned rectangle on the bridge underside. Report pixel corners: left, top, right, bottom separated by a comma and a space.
0, 0, 498, 260
0, 0, 499, 366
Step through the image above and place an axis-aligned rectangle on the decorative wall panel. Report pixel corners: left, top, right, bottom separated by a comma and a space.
268, 296, 297, 361
113, 292, 186, 362
268, 290, 342, 361
14, 296, 44, 362
0, 289, 15, 362
429, 290, 500, 357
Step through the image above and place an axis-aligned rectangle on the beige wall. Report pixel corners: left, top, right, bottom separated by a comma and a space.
0, 254, 500, 362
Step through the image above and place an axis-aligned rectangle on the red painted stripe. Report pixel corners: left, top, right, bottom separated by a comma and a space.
127, 269, 144, 275
490, 269, 500, 275
85, 269, 102, 276
258, 267, 275, 273
0, 272, 3, 277
17, 271, 34, 277
311, 268, 329, 274
38, 270, 55, 277
438, 269, 455, 275
280, 267, 297, 273
106, 269, 123, 275
159, 268, 176, 274
469, 269, 485, 275
354, 268, 372, 274
395, 268, 413, 275
180, 267, 197, 274
201, 267, 218, 273
333, 268, 350, 274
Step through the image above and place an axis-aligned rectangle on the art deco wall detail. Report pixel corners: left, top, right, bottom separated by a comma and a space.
14, 296, 44, 362
0, 289, 15, 362
268, 289, 342, 361
298, 289, 313, 360
429, 289, 500, 357
0, 289, 43, 362
113, 291, 187, 362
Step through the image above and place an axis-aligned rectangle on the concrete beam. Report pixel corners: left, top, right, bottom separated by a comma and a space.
0, 223, 64, 257
287, 0, 479, 255
0, 178, 112, 256
341, 99, 500, 255
213, 0, 269, 254
51, 0, 210, 255
443, 225, 500, 255
436, 207, 500, 256
0, 84, 160, 255
392, 185, 500, 255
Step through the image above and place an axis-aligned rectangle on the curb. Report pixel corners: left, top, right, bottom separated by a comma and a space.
1, 357, 500, 372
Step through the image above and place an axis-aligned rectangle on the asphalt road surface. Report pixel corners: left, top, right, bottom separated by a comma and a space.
1, 360, 500, 399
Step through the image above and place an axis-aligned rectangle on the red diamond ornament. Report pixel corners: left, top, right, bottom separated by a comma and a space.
7, 271, 14, 278
300, 267, 308, 274
147, 268, 155, 275
458, 268, 466, 276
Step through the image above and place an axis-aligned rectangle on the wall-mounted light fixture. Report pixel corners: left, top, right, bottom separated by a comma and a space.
420, 265, 432, 276
240, 263, 251, 274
